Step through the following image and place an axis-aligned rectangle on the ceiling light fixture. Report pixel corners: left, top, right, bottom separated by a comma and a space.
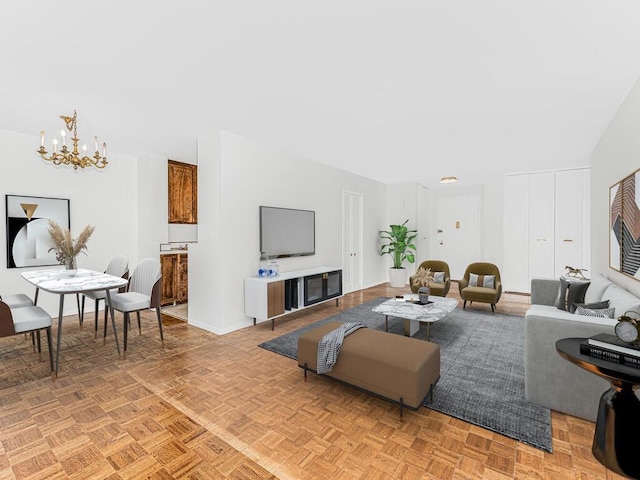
440, 176, 458, 184
38, 110, 108, 170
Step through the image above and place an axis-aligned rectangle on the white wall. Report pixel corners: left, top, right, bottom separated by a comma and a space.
189, 130, 388, 335
137, 154, 168, 260
0, 129, 139, 316
592, 76, 640, 296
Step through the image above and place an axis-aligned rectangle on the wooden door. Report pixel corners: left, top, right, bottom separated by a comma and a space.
161, 254, 178, 305
176, 254, 188, 303
168, 160, 198, 224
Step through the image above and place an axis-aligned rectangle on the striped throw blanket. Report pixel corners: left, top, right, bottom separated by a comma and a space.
316, 322, 367, 374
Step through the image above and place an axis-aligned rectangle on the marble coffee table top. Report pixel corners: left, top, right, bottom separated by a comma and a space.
372, 294, 458, 322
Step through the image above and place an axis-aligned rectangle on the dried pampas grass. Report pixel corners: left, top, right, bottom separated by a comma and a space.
47, 220, 95, 265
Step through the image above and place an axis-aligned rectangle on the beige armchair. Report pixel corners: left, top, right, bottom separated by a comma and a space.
458, 262, 502, 312
410, 260, 451, 297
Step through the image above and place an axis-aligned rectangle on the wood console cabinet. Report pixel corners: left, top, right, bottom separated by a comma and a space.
168, 160, 197, 224
244, 267, 342, 330
161, 253, 188, 305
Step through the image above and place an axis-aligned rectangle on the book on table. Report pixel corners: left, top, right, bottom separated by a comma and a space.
580, 334, 640, 370
587, 333, 640, 357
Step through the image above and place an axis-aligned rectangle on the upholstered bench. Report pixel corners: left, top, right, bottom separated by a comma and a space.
297, 321, 440, 414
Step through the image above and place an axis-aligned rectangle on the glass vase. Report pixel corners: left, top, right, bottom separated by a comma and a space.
65, 257, 78, 276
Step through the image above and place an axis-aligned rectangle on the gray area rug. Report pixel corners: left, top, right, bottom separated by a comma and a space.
258, 297, 552, 452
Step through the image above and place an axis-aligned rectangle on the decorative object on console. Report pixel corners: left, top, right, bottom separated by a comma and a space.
564, 265, 588, 279
5, 195, 70, 269
411, 267, 434, 303
610, 167, 640, 278
614, 311, 640, 344
38, 109, 107, 169
258, 252, 269, 277
47, 220, 94, 276
379, 219, 417, 288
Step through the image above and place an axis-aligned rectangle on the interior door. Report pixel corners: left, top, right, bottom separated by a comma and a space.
436, 194, 481, 280
416, 185, 430, 263
342, 191, 363, 293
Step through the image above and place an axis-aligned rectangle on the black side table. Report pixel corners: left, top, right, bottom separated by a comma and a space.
556, 338, 640, 479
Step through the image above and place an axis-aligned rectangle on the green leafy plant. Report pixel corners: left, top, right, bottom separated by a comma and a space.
379, 219, 418, 269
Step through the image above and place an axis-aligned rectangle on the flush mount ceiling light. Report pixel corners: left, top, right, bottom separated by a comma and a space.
440, 176, 458, 184
38, 110, 108, 169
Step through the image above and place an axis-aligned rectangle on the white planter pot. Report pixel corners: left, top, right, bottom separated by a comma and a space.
388, 268, 406, 288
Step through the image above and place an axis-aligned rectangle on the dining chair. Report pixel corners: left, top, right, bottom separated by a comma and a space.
107, 258, 163, 358
0, 293, 34, 309
0, 300, 54, 374
79, 255, 129, 339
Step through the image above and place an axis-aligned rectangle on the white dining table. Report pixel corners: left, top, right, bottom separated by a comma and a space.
21, 268, 129, 376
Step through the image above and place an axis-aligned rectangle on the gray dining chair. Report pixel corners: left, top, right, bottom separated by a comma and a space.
0, 293, 34, 309
107, 258, 163, 358
79, 255, 129, 339
0, 300, 54, 374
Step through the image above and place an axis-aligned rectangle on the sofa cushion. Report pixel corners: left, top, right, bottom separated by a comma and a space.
574, 306, 615, 318
555, 277, 590, 313
584, 274, 613, 304
602, 283, 640, 318
528, 304, 618, 327
469, 273, 494, 288
433, 271, 445, 283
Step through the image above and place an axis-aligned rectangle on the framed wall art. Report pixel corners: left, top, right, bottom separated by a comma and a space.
5, 195, 70, 268
610, 168, 640, 279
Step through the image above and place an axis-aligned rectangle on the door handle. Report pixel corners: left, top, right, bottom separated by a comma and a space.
440, 241, 444, 245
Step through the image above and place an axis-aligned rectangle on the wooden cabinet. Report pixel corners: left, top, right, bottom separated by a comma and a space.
161, 253, 188, 305
168, 160, 197, 224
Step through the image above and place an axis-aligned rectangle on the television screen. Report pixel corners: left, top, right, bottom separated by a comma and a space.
260, 206, 315, 258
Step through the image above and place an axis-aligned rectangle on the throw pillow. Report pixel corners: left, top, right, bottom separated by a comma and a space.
433, 271, 445, 283
555, 277, 590, 313
575, 306, 616, 319
469, 273, 495, 289
573, 300, 610, 310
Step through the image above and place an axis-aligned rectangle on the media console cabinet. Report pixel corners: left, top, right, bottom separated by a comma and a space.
245, 267, 342, 329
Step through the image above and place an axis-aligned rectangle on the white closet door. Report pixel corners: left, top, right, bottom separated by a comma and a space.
342, 191, 363, 293
555, 169, 591, 277
503, 174, 530, 292
529, 172, 555, 280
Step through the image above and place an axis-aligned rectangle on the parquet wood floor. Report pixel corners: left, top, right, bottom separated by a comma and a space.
0, 283, 627, 479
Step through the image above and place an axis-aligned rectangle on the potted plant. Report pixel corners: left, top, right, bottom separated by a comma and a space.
379, 219, 418, 288
411, 267, 434, 302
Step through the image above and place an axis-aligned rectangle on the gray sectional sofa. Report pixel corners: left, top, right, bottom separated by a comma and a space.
524, 274, 640, 421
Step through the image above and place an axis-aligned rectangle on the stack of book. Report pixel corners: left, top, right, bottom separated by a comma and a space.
580, 333, 640, 369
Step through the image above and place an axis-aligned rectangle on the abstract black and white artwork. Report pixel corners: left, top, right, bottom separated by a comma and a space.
610, 169, 640, 279
5, 195, 70, 268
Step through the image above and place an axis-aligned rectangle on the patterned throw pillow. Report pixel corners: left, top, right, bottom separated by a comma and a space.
433, 271, 445, 283
469, 273, 495, 288
575, 306, 615, 318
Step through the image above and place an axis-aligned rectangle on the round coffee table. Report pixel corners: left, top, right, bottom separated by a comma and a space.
556, 338, 640, 479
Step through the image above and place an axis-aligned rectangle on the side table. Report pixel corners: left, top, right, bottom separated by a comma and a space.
556, 338, 640, 479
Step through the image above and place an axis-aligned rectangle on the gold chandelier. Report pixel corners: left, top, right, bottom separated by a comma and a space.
38, 110, 108, 169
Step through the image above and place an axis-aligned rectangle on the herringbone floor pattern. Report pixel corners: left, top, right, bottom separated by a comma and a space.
0, 283, 626, 479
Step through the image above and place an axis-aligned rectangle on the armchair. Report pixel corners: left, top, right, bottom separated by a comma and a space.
458, 262, 502, 312
410, 260, 451, 297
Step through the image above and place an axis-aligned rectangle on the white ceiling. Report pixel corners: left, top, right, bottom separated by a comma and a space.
2, 1, 640, 186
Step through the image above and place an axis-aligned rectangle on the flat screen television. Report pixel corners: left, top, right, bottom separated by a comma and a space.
260, 206, 315, 258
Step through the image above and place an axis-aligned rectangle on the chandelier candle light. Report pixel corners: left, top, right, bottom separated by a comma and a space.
38, 110, 108, 169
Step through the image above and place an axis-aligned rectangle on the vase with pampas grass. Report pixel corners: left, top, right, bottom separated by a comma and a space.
47, 220, 95, 276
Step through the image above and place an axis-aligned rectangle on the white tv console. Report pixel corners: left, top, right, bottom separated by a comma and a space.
244, 267, 343, 330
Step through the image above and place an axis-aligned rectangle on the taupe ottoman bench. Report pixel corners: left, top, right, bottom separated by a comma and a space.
297, 321, 440, 415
